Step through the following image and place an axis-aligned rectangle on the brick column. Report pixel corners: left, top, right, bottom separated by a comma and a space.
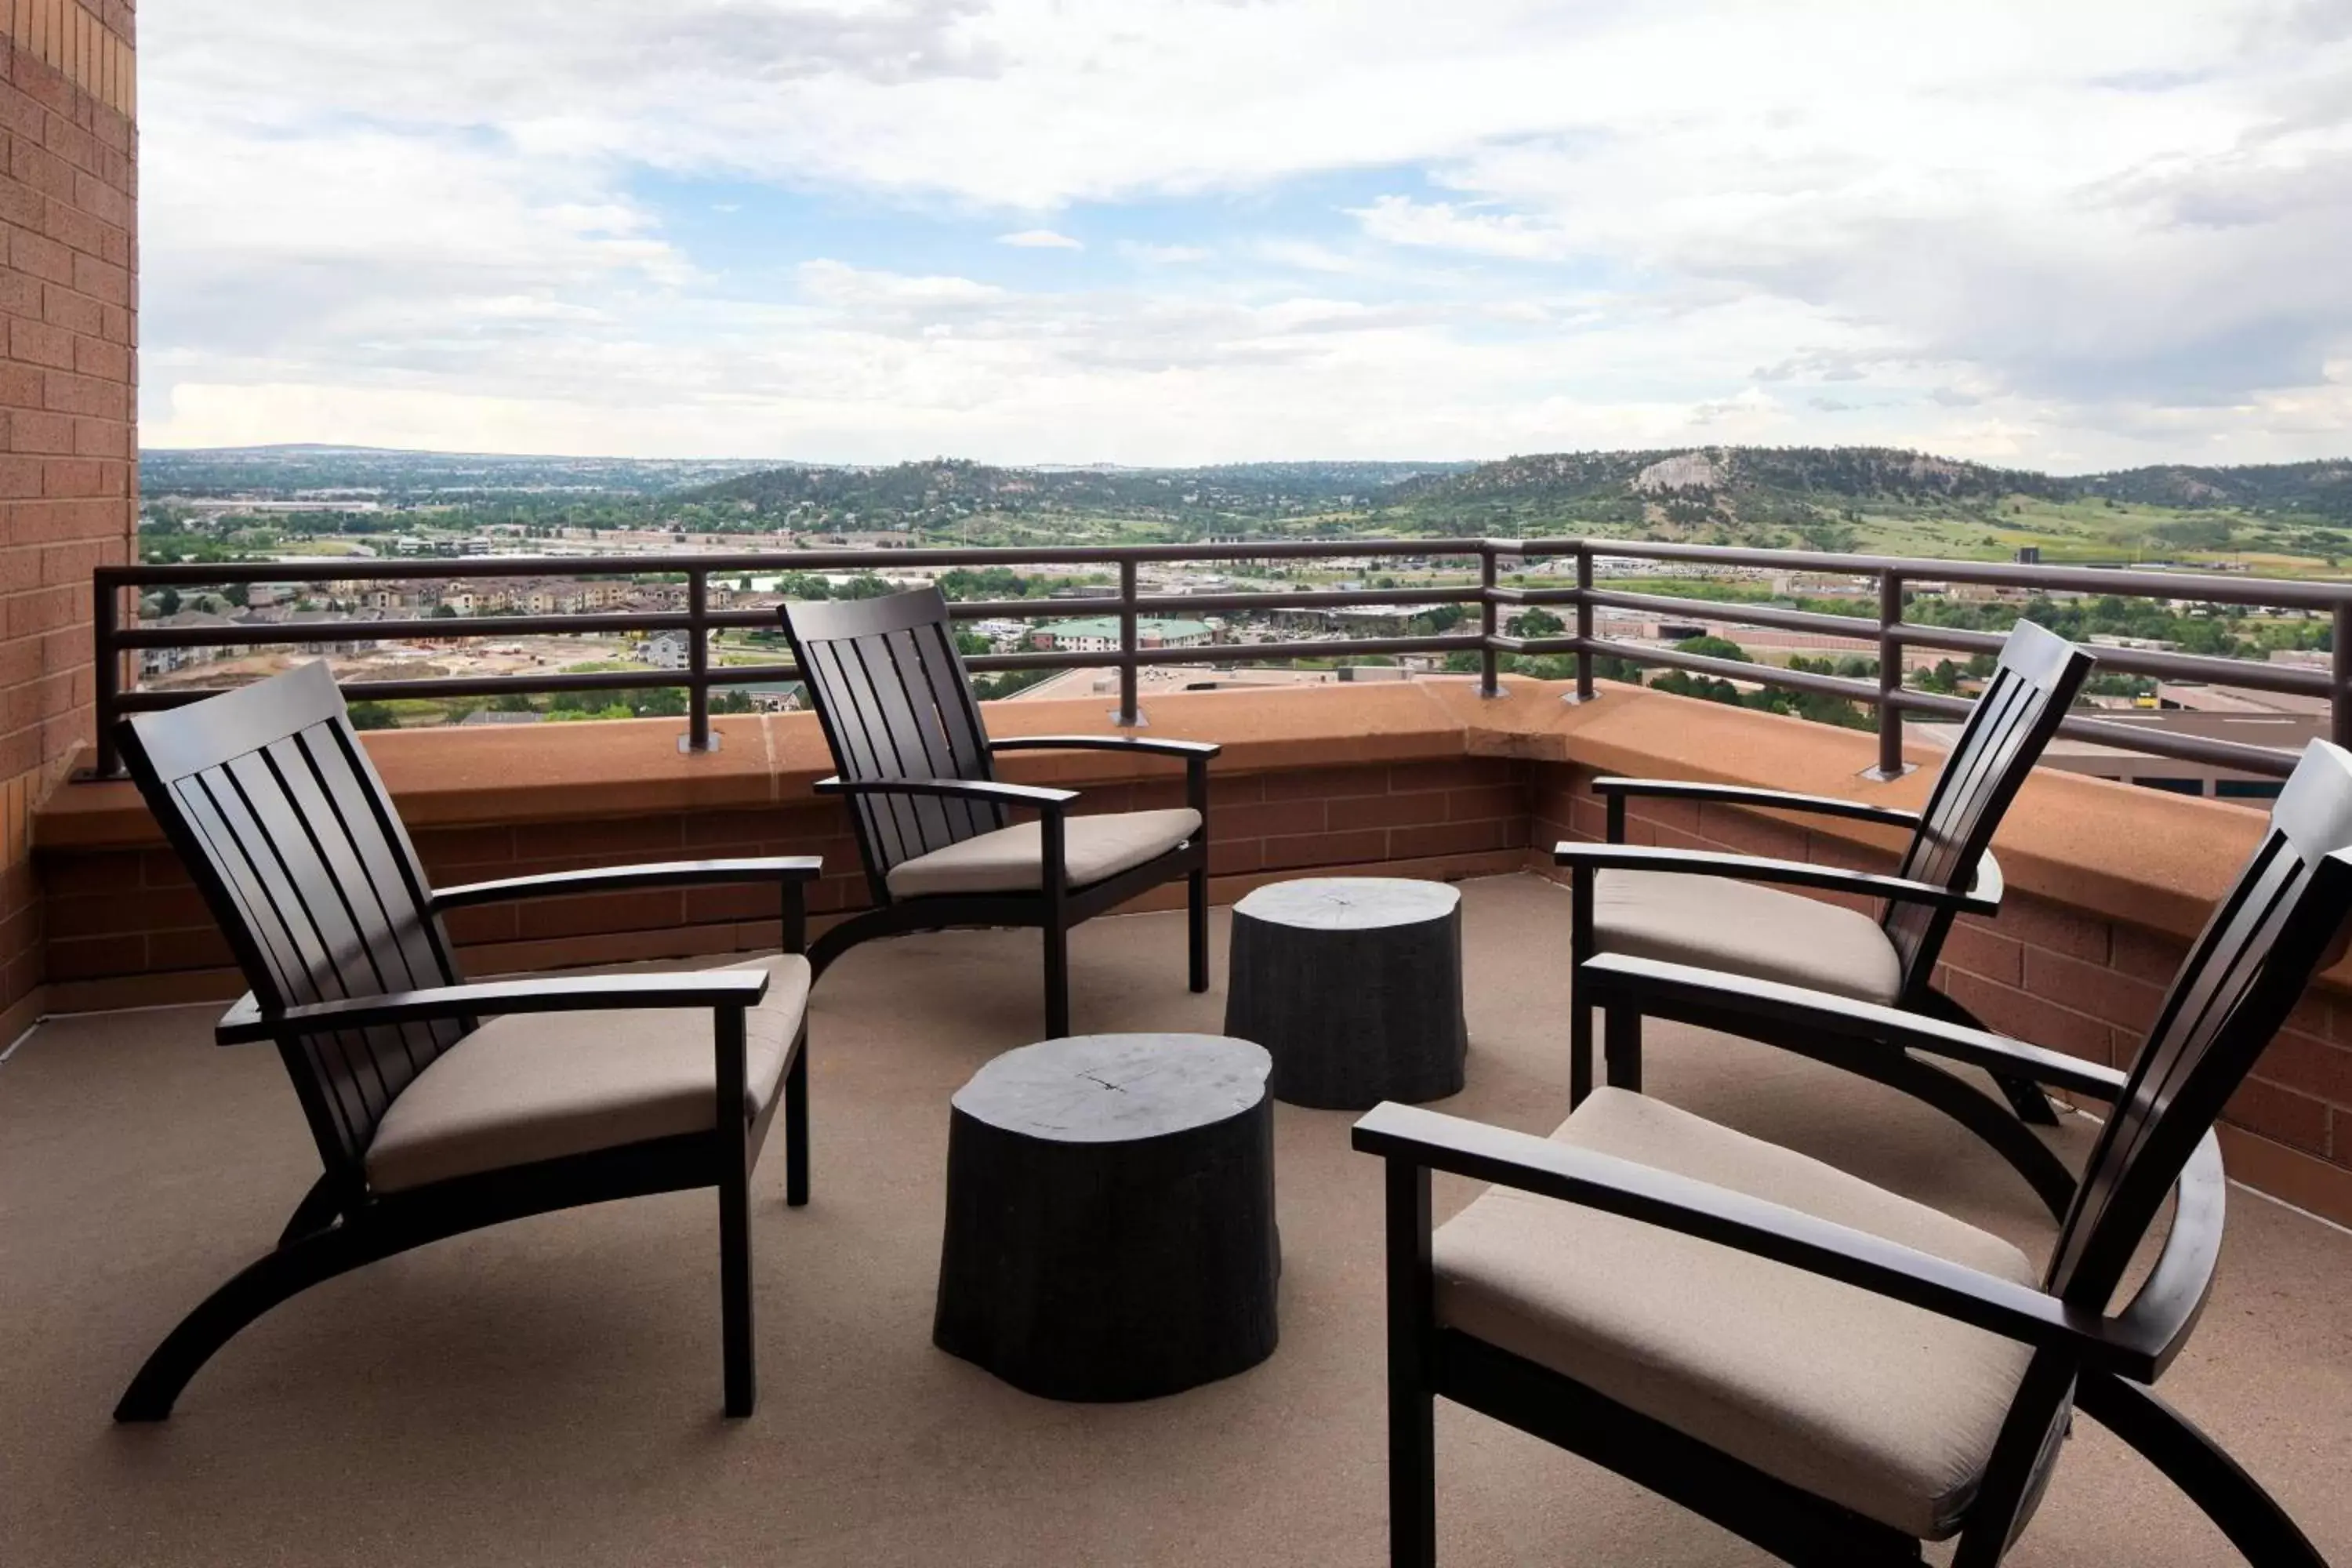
0, 0, 135, 1040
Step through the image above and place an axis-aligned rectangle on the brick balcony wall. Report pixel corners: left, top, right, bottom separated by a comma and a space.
29, 673, 2352, 1225
42, 752, 1534, 995
0, 2, 136, 1046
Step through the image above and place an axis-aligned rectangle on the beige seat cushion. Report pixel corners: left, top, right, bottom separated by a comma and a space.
365, 954, 811, 1193
1433, 1088, 2038, 1540
1595, 868, 1903, 1004
885, 807, 1201, 898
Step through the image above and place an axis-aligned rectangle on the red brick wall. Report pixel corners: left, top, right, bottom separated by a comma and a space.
0, 3, 135, 1038
1537, 759, 2352, 1202
42, 756, 1534, 1007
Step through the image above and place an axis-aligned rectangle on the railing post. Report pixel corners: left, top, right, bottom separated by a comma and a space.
91, 569, 121, 779
1478, 546, 1502, 699
1112, 557, 1142, 728
682, 569, 713, 753
2334, 602, 2352, 751
1570, 544, 1595, 704
1871, 570, 1909, 779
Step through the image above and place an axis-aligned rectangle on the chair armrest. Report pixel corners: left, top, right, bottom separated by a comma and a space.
989, 735, 1221, 760
2111, 1131, 2227, 1377
432, 857, 824, 912
216, 971, 771, 1046
1351, 1101, 2154, 1377
1592, 776, 1922, 829
814, 775, 1076, 810
1553, 841, 1998, 916
1579, 953, 2129, 1102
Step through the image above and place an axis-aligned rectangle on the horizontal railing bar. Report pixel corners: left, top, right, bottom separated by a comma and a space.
1582, 589, 1881, 642
1578, 636, 1883, 705
114, 612, 702, 647
1889, 623, 2008, 655
2053, 645, 2329, 696
118, 631, 1498, 714
1885, 622, 2332, 695
1496, 537, 2352, 611
2053, 716, 2299, 776
1484, 586, 1584, 606
114, 668, 688, 711
97, 538, 1497, 588
1132, 586, 1486, 615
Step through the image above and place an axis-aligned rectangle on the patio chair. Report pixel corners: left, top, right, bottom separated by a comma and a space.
1357, 736, 2352, 1568
781, 587, 1218, 1037
1556, 619, 2094, 1216
111, 661, 822, 1421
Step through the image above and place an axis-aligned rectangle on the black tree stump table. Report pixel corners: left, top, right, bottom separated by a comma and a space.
934, 1033, 1279, 1402
1225, 876, 1468, 1109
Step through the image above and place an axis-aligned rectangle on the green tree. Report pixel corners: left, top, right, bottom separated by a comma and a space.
347, 701, 398, 730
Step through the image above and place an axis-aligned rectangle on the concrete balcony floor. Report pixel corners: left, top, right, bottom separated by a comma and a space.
2, 874, 2347, 1567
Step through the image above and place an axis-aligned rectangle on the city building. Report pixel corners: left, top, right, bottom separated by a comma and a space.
1029, 616, 1213, 653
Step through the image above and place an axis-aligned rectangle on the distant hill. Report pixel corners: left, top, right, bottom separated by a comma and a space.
681, 457, 1470, 528
2081, 459, 2352, 517
137, 442, 2352, 564
141, 445, 779, 499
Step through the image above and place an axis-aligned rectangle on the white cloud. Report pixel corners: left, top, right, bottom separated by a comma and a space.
138, 0, 2352, 467
996, 228, 1083, 248
1119, 241, 1211, 263
1351, 195, 1570, 260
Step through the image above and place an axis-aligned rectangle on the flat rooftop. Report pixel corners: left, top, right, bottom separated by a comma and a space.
2, 875, 2347, 1566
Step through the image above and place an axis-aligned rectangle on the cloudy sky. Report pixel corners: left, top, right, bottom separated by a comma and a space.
140, 0, 2352, 470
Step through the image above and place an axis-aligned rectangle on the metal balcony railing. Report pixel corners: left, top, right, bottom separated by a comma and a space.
88, 539, 2352, 782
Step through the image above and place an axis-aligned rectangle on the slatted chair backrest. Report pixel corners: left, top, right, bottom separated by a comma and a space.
780, 588, 1005, 893
2049, 739, 2352, 1308
1884, 619, 2094, 994
118, 661, 470, 1177
1948, 741, 2352, 1555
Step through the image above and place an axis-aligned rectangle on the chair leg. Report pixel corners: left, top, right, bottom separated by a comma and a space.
1044, 920, 1071, 1038
1603, 1006, 1642, 1093
1188, 866, 1210, 993
2076, 1372, 2328, 1568
1570, 998, 1594, 1109
115, 1226, 375, 1421
719, 1143, 757, 1419
783, 1034, 810, 1210
1386, 1161, 1436, 1568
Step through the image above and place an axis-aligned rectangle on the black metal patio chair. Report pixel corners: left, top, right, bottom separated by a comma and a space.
111, 661, 822, 1421
781, 587, 1219, 1037
1556, 619, 2095, 1216
1358, 735, 2352, 1568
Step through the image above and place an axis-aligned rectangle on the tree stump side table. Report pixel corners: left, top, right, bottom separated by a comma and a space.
1225, 877, 1468, 1109
933, 1033, 1279, 1402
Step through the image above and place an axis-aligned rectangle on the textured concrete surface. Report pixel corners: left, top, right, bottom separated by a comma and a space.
3, 874, 2346, 1566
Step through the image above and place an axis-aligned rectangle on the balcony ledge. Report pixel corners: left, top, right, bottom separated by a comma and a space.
39, 677, 2264, 951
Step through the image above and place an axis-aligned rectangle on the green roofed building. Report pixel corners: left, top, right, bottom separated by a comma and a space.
1032, 617, 1214, 654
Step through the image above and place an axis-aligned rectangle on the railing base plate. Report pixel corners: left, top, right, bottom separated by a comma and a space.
1858, 763, 1916, 782
679, 733, 722, 754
